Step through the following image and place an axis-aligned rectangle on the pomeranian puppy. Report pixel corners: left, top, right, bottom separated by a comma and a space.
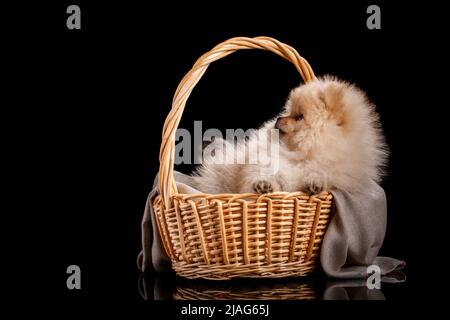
191, 76, 388, 195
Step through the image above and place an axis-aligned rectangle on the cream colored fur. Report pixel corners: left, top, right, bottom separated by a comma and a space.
191, 76, 388, 195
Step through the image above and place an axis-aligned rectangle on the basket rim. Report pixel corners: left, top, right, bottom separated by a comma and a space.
157, 191, 333, 203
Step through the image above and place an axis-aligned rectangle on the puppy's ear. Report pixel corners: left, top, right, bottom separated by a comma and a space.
323, 82, 346, 126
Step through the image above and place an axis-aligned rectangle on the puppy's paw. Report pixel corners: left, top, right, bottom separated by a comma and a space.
303, 182, 324, 195
253, 180, 275, 194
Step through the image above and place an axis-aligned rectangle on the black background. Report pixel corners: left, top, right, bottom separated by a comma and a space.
8, 0, 446, 312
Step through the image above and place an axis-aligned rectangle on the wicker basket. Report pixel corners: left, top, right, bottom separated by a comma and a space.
153, 36, 333, 280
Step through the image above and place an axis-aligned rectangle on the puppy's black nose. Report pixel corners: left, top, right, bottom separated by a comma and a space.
275, 118, 281, 129
275, 117, 285, 130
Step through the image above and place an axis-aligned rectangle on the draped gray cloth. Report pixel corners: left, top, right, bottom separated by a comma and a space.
321, 181, 405, 278
137, 171, 405, 279
137, 172, 196, 272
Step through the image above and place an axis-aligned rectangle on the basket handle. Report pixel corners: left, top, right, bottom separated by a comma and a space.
159, 36, 316, 208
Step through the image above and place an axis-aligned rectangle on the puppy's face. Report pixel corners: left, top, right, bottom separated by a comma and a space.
275, 79, 349, 153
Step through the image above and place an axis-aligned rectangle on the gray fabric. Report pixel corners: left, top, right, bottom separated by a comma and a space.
138, 171, 405, 279
322, 182, 405, 278
137, 172, 199, 272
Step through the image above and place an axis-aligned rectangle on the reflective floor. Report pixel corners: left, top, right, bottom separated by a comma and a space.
139, 271, 406, 300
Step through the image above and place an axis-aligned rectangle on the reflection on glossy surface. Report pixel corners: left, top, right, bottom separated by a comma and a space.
174, 280, 317, 300
138, 271, 406, 300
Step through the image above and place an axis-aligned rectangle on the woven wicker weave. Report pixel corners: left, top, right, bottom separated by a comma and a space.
153, 36, 333, 280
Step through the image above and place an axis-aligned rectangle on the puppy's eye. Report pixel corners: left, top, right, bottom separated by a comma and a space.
295, 114, 304, 121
